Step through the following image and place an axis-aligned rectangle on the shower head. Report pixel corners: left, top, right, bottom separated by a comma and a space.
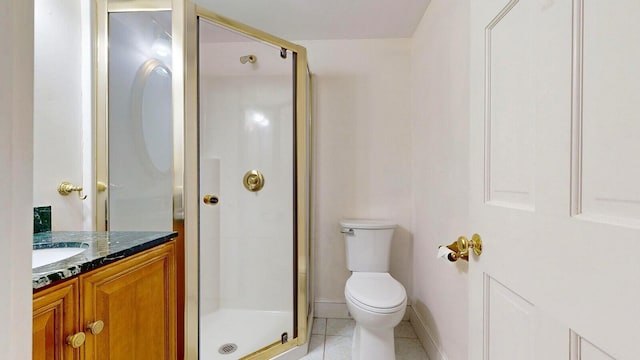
240, 54, 257, 64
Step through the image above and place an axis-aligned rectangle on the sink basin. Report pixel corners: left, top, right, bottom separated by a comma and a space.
33, 243, 89, 269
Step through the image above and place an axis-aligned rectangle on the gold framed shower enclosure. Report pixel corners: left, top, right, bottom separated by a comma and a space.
183, 5, 311, 360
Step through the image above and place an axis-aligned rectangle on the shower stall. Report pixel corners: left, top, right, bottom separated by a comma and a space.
93, 2, 310, 358
185, 7, 312, 360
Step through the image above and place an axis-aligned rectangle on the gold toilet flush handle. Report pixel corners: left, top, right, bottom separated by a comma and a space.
243, 170, 265, 192
440, 234, 483, 262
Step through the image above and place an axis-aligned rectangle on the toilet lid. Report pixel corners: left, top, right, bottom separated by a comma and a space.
339, 219, 396, 230
345, 272, 406, 311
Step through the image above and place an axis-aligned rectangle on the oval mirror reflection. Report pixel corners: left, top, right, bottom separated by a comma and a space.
133, 59, 172, 174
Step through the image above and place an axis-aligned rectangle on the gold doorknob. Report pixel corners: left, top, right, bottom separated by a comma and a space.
439, 233, 483, 262
66, 332, 86, 348
243, 170, 265, 192
203, 194, 219, 205
458, 233, 483, 257
87, 320, 104, 335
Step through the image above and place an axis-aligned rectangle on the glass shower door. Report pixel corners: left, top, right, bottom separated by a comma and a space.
198, 17, 295, 359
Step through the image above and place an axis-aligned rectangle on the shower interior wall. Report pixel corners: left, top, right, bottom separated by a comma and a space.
199, 40, 294, 316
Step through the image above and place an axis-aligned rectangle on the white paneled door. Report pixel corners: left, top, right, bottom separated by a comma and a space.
469, 1, 640, 359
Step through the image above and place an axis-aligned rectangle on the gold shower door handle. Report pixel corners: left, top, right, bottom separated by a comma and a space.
203, 194, 219, 205
243, 170, 265, 192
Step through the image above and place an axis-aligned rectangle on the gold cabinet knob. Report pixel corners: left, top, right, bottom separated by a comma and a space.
87, 320, 105, 335
243, 170, 265, 192
66, 332, 86, 348
203, 194, 219, 205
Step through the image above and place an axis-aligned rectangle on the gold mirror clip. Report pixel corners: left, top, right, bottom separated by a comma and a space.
96, 181, 107, 193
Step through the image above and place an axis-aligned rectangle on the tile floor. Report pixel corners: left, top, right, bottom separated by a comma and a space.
302, 318, 429, 360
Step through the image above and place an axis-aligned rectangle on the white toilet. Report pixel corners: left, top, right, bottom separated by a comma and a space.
340, 219, 407, 360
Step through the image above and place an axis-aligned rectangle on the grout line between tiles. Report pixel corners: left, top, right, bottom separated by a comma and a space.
322, 318, 327, 360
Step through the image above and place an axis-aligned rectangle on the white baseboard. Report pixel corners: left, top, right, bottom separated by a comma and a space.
314, 299, 351, 319
408, 306, 448, 360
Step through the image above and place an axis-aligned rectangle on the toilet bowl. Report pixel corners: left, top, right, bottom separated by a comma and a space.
345, 272, 407, 360
340, 219, 407, 360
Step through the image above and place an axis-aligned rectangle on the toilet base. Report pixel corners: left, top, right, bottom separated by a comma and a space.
351, 323, 396, 360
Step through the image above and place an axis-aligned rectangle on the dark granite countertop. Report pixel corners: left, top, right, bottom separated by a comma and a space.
33, 231, 177, 290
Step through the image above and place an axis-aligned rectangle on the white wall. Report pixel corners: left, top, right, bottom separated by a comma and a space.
298, 39, 413, 314
33, 0, 88, 230
0, 0, 33, 357
410, 1, 470, 360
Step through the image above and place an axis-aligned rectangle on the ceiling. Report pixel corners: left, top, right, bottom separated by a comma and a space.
194, 0, 431, 40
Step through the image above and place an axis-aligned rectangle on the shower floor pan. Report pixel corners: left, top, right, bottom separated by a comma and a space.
200, 308, 293, 359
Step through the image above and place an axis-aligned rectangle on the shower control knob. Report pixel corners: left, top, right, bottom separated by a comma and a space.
243, 170, 265, 192
203, 194, 219, 205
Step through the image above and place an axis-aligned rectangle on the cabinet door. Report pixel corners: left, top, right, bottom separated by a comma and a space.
33, 280, 79, 360
80, 242, 176, 360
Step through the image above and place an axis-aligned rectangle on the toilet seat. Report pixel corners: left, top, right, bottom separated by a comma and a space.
345, 272, 406, 314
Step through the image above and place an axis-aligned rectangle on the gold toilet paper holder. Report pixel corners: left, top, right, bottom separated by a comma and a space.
440, 234, 483, 262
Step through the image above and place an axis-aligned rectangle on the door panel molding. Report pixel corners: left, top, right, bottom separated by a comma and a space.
570, 331, 616, 360
484, 274, 535, 359
484, 0, 535, 211
572, 0, 640, 227
570, 0, 585, 218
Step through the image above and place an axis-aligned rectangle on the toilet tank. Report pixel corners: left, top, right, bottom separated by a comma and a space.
340, 219, 396, 272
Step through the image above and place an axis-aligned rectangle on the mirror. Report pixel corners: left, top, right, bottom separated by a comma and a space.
107, 11, 173, 231
33, 1, 175, 232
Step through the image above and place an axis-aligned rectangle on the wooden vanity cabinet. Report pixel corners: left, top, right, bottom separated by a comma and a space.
33, 280, 80, 360
33, 241, 176, 360
81, 242, 176, 360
